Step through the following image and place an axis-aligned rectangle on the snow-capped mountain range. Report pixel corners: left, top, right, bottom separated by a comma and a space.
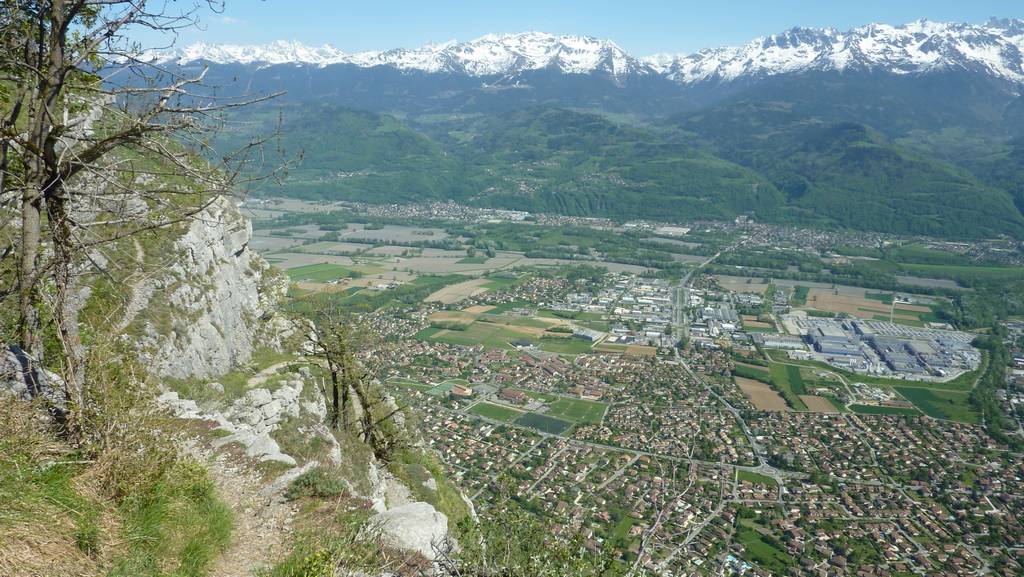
150, 19, 1024, 84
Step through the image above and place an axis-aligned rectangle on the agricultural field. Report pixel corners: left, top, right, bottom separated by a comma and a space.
427, 311, 477, 329
425, 278, 494, 304
800, 287, 938, 326
767, 364, 809, 410
716, 275, 773, 294
295, 241, 372, 254
799, 395, 838, 412
419, 311, 598, 355
894, 387, 978, 423
848, 404, 921, 416
735, 377, 789, 411
468, 402, 525, 422
285, 263, 362, 282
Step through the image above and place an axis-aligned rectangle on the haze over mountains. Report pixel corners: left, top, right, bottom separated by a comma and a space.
163, 19, 1024, 239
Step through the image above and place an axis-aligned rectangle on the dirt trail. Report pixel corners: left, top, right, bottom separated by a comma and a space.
188, 443, 299, 577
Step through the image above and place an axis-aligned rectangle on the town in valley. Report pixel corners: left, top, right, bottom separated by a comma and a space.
246, 197, 1024, 577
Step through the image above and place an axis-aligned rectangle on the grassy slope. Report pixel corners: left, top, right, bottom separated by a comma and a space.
0, 402, 232, 577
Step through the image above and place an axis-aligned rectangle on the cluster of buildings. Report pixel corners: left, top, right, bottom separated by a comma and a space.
786, 317, 981, 379
352, 261, 1022, 577
549, 274, 677, 347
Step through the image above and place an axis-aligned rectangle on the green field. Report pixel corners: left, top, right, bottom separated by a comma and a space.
737, 470, 777, 485
865, 292, 894, 304
418, 322, 521, 349
514, 389, 559, 403
894, 387, 978, 423
767, 363, 809, 410
545, 398, 608, 424
737, 524, 796, 575
486, 301, 532, 314
385, 376, 434, 392
285, 263, 360, 282
537, 337, 594, 355
457, 256, 490, 264
481, 277, 521, 291
515, 413, 573, 435
791, 285, 809, 306
469, 402, 525, 422
848, 404, 921, 416
426, 382, 456, 396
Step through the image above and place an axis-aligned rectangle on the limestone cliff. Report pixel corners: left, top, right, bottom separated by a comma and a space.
127, 197, 289, 379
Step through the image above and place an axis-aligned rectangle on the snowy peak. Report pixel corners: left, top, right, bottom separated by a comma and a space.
153, 32, 650, 77
153, 19, 1024, 84
164, 40, 347, 66
645, 19, 1024, 83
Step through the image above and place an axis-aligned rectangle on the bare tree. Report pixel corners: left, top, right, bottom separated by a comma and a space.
297, 306, 408, 460
0, 0, 282, 440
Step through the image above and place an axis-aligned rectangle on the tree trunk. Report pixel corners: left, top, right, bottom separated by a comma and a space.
329, 368, 340, 430
47, 189, 86, 439
17, 186, 43, 377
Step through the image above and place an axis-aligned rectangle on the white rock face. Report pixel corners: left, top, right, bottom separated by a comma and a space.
368, 502, 450, 561
159, 374, 309, 466
134, 197, 288, 379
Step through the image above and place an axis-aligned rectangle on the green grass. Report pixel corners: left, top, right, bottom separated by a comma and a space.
895, 387, 979, 423
419, 321, 523, 349
736, 525, 796, 574
165, 348, 298, 405
545, 398, 607, 424
285, 263, 361, 282
109, 461, 233, 577
537, 337, 594, 355
865, 292, 894, 304
413, 326, 441, 340
389, 449, 471, 524
768, 363, 809, 410
469, 402, 526, 422
737, 470, 777, 485
457, 256, 490, 264
482, 276, 522, 291
733, 364, 771, 383
848, 404, 922, 416
515, 413, 574, 435
385, 376, 434, 392
791, 285, 809, 306
426, 382, 456, 396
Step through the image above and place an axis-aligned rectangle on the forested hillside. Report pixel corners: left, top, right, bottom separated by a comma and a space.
225, 101, 1024, 238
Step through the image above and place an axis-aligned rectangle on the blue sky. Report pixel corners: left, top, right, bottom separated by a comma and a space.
145, 0, 1023, 55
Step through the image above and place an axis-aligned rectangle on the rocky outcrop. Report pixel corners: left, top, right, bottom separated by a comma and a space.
1, 345, 65, 409
132, 197, 289, 379
368, 502, 451, 561
158, 372, 307, 466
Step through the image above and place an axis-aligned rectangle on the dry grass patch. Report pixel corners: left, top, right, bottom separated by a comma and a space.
625, 345, 657, 357
800, 395, 839, 413
424, 278, 492, 304
805, 289, 888, 318
736, 377, 789, 411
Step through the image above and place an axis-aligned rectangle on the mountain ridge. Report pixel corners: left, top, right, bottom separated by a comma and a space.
150, 19, 1024, 84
